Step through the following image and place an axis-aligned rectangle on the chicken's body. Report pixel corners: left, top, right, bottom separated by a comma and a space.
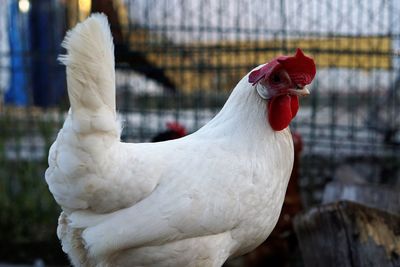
46, 14, 315, 267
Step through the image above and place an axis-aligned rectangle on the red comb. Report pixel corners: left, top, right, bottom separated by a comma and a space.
166, 122, 187, 137
248, 48, 316, 86
277, 48, 316, 85
248, 60, 280, 85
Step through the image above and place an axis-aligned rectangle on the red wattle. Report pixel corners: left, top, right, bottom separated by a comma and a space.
268, 95, 299, 131
291, 95, 299, 118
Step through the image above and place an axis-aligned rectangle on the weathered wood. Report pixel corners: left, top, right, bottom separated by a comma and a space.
294, 201, 400, 267
323, 182, 400, 215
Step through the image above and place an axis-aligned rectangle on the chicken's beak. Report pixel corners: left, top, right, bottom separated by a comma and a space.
288, 86, 310, 97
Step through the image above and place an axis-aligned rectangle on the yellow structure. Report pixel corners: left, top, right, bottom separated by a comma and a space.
128, 35, 392, 92
289, 37, 391, 70
64, 1, 392, 93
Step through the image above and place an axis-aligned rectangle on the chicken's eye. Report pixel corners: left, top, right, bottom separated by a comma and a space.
271, 74, 281, 84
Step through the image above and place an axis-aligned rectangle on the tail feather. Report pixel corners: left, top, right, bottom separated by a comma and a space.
59, 13, 118, 135
46, 14, 124, 213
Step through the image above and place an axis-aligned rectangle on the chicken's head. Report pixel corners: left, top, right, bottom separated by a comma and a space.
248, 48, 316, 131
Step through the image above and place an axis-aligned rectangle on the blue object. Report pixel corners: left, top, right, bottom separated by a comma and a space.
5, 1, 29, 106
29, 0, 66, 107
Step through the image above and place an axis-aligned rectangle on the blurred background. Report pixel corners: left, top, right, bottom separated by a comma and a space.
0, 0, 399, 266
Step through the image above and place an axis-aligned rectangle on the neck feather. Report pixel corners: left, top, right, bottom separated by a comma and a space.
196, 75, 277, 143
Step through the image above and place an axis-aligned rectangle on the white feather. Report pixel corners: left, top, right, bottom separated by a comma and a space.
46, 13, 295, 267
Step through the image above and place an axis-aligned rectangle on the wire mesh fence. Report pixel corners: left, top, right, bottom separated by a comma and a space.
1, 0, 400, 264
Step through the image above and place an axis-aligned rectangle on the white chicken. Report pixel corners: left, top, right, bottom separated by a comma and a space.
45, 14, 316, 267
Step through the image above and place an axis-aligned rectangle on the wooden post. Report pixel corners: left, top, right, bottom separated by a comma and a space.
294, 201, 400, 267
